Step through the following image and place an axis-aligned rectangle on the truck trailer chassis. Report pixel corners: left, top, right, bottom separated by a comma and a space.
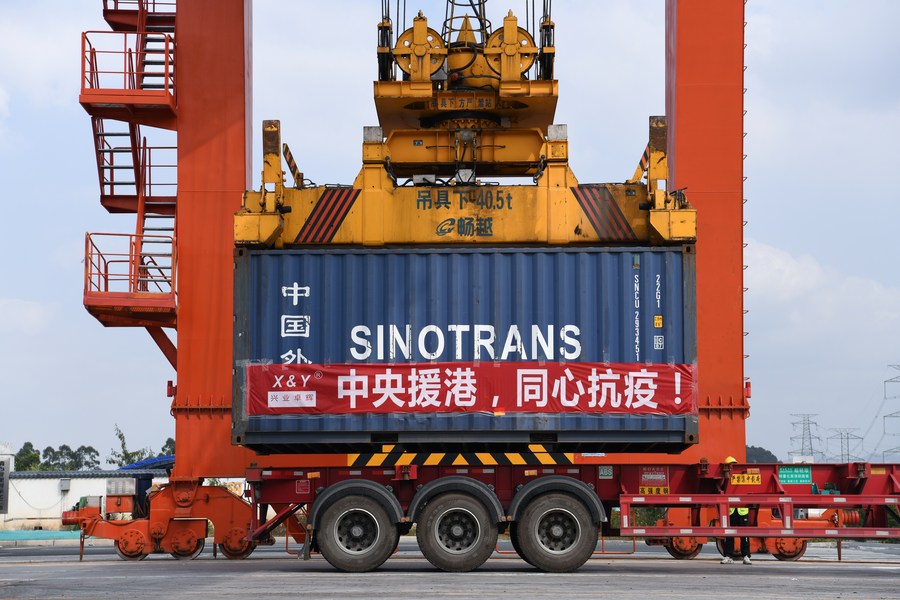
65, 459, 900, 571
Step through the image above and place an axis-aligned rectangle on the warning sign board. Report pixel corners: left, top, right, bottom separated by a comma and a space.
639, 466, 670, 494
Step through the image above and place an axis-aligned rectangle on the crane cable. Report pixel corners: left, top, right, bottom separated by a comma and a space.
468, 0, 488, 40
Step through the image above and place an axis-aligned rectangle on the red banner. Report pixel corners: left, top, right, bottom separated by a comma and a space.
245, 362, 696, 416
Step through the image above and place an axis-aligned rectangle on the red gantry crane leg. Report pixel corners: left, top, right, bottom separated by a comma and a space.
72, 0, 340, 560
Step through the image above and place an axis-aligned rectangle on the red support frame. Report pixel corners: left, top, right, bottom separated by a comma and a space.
621, 493, 900, 539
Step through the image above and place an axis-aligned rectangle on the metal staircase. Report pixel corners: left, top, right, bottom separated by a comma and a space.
102, 0, 175, 32
81, 0, 178, 367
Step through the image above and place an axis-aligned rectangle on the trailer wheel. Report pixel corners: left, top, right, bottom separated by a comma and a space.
170, 537, 205, 560
517, 493, 598, 572
317, 495, 397, 572
417, 493, 498, 572
509, 523, 533, 565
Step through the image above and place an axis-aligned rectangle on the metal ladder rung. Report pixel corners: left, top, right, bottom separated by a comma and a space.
104, 181, 136, 185
100, 165, 135, 170
97, 148, 133, 154
96, 132, 131, 137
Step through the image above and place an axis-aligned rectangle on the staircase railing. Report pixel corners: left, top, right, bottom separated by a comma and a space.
84, 232, 176, 297
81, 31, 175, 96
104, 0, 176, 12
83, 37, 100, 90
90, 118, 176, 202
140, 137, 177, 199
91, 117, 139, 200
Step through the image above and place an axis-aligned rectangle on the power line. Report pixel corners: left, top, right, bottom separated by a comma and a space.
866, 431, 886, 462
856, 365, 900, 461
827, 428, 864, 462
883, 446, 900, 462
790, 413, 824, 462
878, 365, 900, 462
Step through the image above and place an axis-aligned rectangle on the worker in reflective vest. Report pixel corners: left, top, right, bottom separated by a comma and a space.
721, 457, 752, 565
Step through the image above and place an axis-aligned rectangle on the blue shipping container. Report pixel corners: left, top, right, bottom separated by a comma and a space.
233, 246, 698, 453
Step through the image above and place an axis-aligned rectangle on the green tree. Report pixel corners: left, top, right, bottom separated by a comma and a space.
159, 437, 175, 457
107, 425, 153, 467
14, 442, 42, 471
41, 445, 64, 469
73, 445, 101, 470
746, 445, 781, 464
43, 444, 100, 470
15, 442, 99, 471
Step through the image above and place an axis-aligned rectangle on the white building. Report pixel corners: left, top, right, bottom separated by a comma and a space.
2, 470, 167, 531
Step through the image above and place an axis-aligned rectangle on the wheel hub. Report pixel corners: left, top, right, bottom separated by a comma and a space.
335, 509, 379, 554
435, 508, 480, 554
536, 509, 581, 554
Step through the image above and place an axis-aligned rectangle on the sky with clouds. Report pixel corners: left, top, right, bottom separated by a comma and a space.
0, 0, 898, 464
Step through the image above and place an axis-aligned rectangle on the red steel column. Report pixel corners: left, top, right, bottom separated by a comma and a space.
666, 0, 748, 462
172, 0, 253, 478
170, 3, 347, 477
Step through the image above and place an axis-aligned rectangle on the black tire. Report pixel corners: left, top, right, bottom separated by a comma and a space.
170, 537, 205, 560
664, 541, 702, 560
317, 495, 397, 572
509, 523, 533, 565
416, 493, 498, 572
516, 493, 598, 573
